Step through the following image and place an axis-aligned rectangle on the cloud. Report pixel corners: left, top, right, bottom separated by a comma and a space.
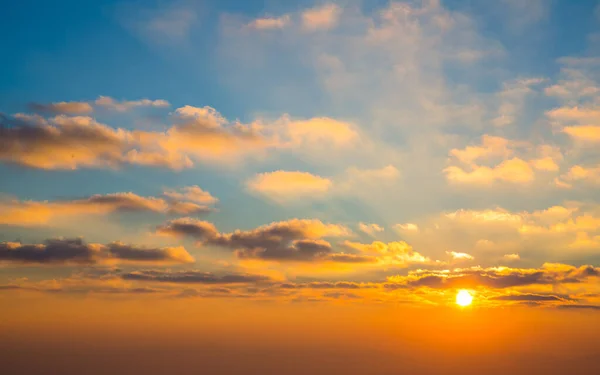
246, 164, 402, 204
283, 117, 358, 147
557, 165, 600, 186
0, 188, 216, 226
157, 218, 358, 262
342, 240, 433, 267
1, 105, 378, 171
0, 107, 267, 170
490, 293, 565, 302
444, 136, 561, 185
358, 223, 384, 237
0, 238, 194, 266
163, 186, 218, 205
393, 223, 420, 233
248, 15, 291, 30
121, 270, 271, 284
301, 4, 340, 31
29, 101, 93, 115
445, 158, 535, 184
504, 253, 521, 261
0, 114, 131, 170
385, 263, 599, 290
446, 251, 474, 261
563, 126, 600, 142
246, 171, 332, 203
94, 96, 170, 112
156, 217, 220, 239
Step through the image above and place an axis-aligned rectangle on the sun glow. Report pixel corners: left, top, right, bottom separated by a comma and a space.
456, 290, 473, 307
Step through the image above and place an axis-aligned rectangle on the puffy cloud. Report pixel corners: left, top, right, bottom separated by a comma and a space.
246, 171, 332, 203
0, 238, 194, 266
557, 165, 600, 186
157, 218, 358, 262
301, 4, 340, 31
0, 188, 216, 226
445, 158, 535, 185
358, 223, 384, 237
94, 96, 170, 112
121, 270, 271, 284
132, 105, 272, 167
0, 114, 131, 170
29, 101, 93, 115
1, 107, 368, 170
504, 253, 521, 261
444, 136, 561, 185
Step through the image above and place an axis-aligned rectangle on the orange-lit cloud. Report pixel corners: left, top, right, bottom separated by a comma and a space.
301, 4, 340, 31
0, 114, 131, 170
342, 240, 433, 267
0, 187, 217, 226
444, 135, 562, 185
246, 171, 332, 203
0, 109, 367, 170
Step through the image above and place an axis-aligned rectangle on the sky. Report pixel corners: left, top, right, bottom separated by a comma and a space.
1, 0, 600, 374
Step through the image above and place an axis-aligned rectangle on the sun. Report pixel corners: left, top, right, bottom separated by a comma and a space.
456, 290, 473, 307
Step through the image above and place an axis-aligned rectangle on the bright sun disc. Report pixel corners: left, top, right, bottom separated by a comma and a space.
456, 290, 473, 307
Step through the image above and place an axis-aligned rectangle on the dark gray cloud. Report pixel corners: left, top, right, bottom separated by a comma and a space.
121, 270, 271, 284
156, 218, 219, 239
490, 294, 566, 302
156, 218, 361, 262
0, 238, 98, 265
0, 238, 194, 265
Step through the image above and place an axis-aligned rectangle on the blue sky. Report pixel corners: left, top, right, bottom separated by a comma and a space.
1, 0, 600, 307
